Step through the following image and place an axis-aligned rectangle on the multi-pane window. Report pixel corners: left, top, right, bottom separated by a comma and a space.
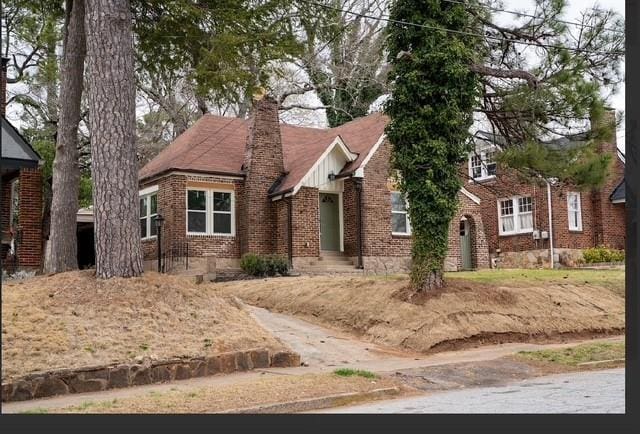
469, 147, 497, 180
391, 191, 411, 235
187, 189, 235, 235
567, 192, 582, 231
498, 196, 534, 235
187, 190, 207, 233
140, 192, 158, 239
470, 155, 482, 179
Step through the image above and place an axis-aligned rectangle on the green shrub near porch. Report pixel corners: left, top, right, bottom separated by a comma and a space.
240, 253, 289, 277
582, 247, 625, 264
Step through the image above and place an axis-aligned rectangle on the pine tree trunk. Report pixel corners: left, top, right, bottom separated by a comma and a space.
85, 0, 142, 278
46, 0, 85, 273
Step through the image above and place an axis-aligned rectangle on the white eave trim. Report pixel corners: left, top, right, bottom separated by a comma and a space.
288, 136, 357, 197
611, 198, 625, 204
139, 185, 159, 196
460, 187, 481, 205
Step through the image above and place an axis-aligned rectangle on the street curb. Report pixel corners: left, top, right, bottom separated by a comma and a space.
219, 386, 400, 414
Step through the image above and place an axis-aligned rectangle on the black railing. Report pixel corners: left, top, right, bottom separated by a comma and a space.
166, 240, 189, 273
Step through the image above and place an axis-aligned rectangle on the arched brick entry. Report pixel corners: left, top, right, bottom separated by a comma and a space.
445, 192, 490, 271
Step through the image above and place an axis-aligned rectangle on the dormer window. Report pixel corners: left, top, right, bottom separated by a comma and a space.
469, 147, 497, 181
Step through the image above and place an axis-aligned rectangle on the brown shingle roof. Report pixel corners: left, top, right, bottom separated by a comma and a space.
138, 111, 389, 195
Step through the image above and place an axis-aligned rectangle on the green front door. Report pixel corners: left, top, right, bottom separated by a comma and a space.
319, 193, 340, 251
460, 219, 473, 270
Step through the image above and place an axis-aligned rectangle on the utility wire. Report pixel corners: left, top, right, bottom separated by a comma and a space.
298, 0, 625, 56
441, 0, 624, 34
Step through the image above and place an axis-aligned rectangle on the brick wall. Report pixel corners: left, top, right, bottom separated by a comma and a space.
342, 178, 359, 257
16, 168, 43, 269
463, 124, 625, 257
240, 96, 284, 255
291, 187, 320, 257
140, 173, 242, 263
360, 139, 412, 258
445, 192, 490, 271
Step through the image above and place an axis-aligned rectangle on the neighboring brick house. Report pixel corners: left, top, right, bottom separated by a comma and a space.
1, 57, 44, 272
138, 95, 622, 274
462, 113, 625, 268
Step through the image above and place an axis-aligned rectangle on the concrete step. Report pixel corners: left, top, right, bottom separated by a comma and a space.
319, 250, 344, 257
299, 264, 358, 273
317, 256, 353, 265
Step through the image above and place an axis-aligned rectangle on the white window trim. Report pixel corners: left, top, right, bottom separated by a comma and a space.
497, 195, 534, 236
391, 191, 412, 236
567, 191, 583, 231
186, 188, 236, 237
468, 146, 497, 182
140, 192, 158, 240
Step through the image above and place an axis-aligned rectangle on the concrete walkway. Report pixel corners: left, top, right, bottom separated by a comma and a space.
316, 368, 625, 413
1, 305, 624, 414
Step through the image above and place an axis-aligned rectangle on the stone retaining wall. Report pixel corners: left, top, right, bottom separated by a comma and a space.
1, 348, 300, 402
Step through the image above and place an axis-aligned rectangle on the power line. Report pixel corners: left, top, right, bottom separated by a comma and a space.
298, 0, 624, 56
441, 0, 624, 35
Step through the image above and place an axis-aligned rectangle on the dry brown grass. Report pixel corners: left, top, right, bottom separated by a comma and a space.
1, 271, 286, 381
46, 373, 398, 413
213, 275, 625, 354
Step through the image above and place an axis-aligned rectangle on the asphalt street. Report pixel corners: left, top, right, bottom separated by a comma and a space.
320, 368, 625, 414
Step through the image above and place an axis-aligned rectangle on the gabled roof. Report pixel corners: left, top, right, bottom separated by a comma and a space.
1, 117, 41, 170
139, 112, 389, 196
610, 179, 625, 203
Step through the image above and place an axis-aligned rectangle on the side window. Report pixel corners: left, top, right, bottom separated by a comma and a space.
391, 191, 411, 235
567, 192, 582, 231
186, 189, 235, 236
213, 192, 232, 235
498, 196, 534, 235
187, 190, 207, 233
140, 192, 158, 239
469, 147, 498, 180
499, 198, 515, 234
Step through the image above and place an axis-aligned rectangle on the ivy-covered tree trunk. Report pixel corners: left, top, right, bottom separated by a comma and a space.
384, 0, 480, 291
85, 0, 143, 278
46, 0, 85, 273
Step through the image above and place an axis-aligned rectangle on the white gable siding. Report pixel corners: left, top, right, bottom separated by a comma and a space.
301, 146, 348, 192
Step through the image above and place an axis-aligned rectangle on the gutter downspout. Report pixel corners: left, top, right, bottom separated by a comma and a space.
287, 196, 293, 268
546, 179, 554, 269
354, 177, 364, 269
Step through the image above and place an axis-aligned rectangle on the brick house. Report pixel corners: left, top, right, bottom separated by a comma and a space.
138, 95, 622, 274
462, 114, 625, 268
1, 57, 44, 272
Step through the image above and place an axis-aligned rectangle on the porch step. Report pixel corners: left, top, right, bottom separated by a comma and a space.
319, 250, 344, 257
302, 264, 360, 273
317, 256, 353, 266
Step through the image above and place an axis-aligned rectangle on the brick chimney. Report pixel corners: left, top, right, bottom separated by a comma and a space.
590, 108, 626, 249
240, 94, 285, 255
1, 57, 8, 117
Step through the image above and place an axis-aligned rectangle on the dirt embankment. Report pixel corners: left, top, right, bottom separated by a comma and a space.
2, 271, 286, 380
214, 275, 625, 354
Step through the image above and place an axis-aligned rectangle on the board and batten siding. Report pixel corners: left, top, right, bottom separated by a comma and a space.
301, 146, 349, 192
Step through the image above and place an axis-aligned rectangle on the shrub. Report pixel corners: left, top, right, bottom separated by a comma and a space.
582, 246, 625, 264
240, 253, 289, 277
333, 368, 377, 379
